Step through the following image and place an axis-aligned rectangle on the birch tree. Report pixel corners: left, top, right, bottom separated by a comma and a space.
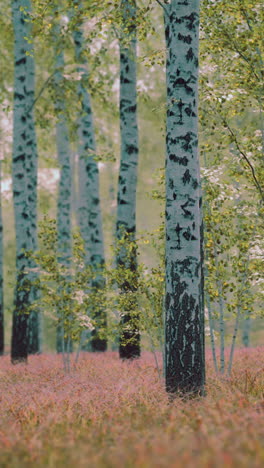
162, 0, 205, 395
72, 1, 107, 352
11, 0, 34, 363
25, 1, 40, 355
116, 0, 140, 359
53, 20, 73, 354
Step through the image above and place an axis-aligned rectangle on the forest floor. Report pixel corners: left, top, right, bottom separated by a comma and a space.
0, 348, 263, 468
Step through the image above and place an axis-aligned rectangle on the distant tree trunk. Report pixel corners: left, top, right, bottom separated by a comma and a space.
11, 0, 33, 363
54, 32, 73, 354
0, 162, 4, 356
73, 1, 107, 352
164, 0, 205, 395
242, 316, 251, 347
25, 0, 40, 355
116, 0, 140, 359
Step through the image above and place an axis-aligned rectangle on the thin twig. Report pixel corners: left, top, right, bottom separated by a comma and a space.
26, 71, 56, 115
224, 119, 264, 201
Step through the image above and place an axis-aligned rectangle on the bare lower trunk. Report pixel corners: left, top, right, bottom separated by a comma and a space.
164, 0, 205, 395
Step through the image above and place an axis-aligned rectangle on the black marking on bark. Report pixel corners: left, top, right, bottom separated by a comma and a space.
121, 77, 131, 84
15, 57, 26, 66
14, 154, 26, 163
183, 226, 197, 242
185, 13, 199, 31
181, 197, 195, 218
176, 132, 196, 152
182, 169, 191, 185
175, 223, 183, 249
14, 92, 25, 101
15, 173, 24, 180
169, 178, 174, 189
165, 210, 171, 221
192, 179, 198, 189
173, 77, 194, 95
178, 33, 192, 44
186, 46, 195, 62
169, 154, 188, 166
177, 98, 184, 124
127, 104, 136, 113
126, 144, 138, 155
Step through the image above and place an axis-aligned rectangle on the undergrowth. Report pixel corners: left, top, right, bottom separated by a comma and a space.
0, 348, 263, 468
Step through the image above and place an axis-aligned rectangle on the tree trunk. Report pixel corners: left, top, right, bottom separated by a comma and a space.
73, 1, 107, 352
164, 0, 205, 395
54, 31, 73, 354
116, 0, 140, 360
242, 316, 251, 347
25, 0, 40, 355
0, 162, 4, 356
11, 0, 33, 363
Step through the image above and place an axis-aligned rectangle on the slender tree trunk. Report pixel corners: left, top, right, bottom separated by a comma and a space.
242, 316, 251, 347
205, 286, 218, 372
213, 243, 225, 373
116, 0, 140, 360
73, 1, 107, 352
202, 153, 218, 372
11, 0, 34, 363
25, 0, 40, 354
228, 302, 241, 375
164, 0, 205, 395
54, 31, 73, 354
0, 162, 4, 356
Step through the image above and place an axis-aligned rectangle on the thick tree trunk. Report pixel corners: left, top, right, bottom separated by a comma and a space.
164, 0, 205, 395
73, 2, 107, 352
0, 162, 4, 356
116, 0, 140, 359
11, 0, 33, 363
54, 37, 73, 354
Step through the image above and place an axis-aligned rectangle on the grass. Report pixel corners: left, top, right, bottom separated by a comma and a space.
0, 348, 263, 468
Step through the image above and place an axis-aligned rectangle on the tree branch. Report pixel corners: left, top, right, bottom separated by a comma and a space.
155, 0, 169, 18
224, 119, 264, 202
26, 71, 57, 115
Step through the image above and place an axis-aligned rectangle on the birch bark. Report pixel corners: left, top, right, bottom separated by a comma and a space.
164, 0, 205, 394
24, 0, 40, 354
54, 30, 73, 353
11, 0, 33, 363
73, 2, 107, 351
116, 0, 140, 359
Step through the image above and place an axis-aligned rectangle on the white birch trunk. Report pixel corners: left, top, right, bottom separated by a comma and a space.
11, 0, 34, 363
242, 316, 251, 347
24, 0, 40, 354
73, 2, 106, 351
116, 0, 140, 359
53, 29, 73, 353
164, 0, 205, 394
